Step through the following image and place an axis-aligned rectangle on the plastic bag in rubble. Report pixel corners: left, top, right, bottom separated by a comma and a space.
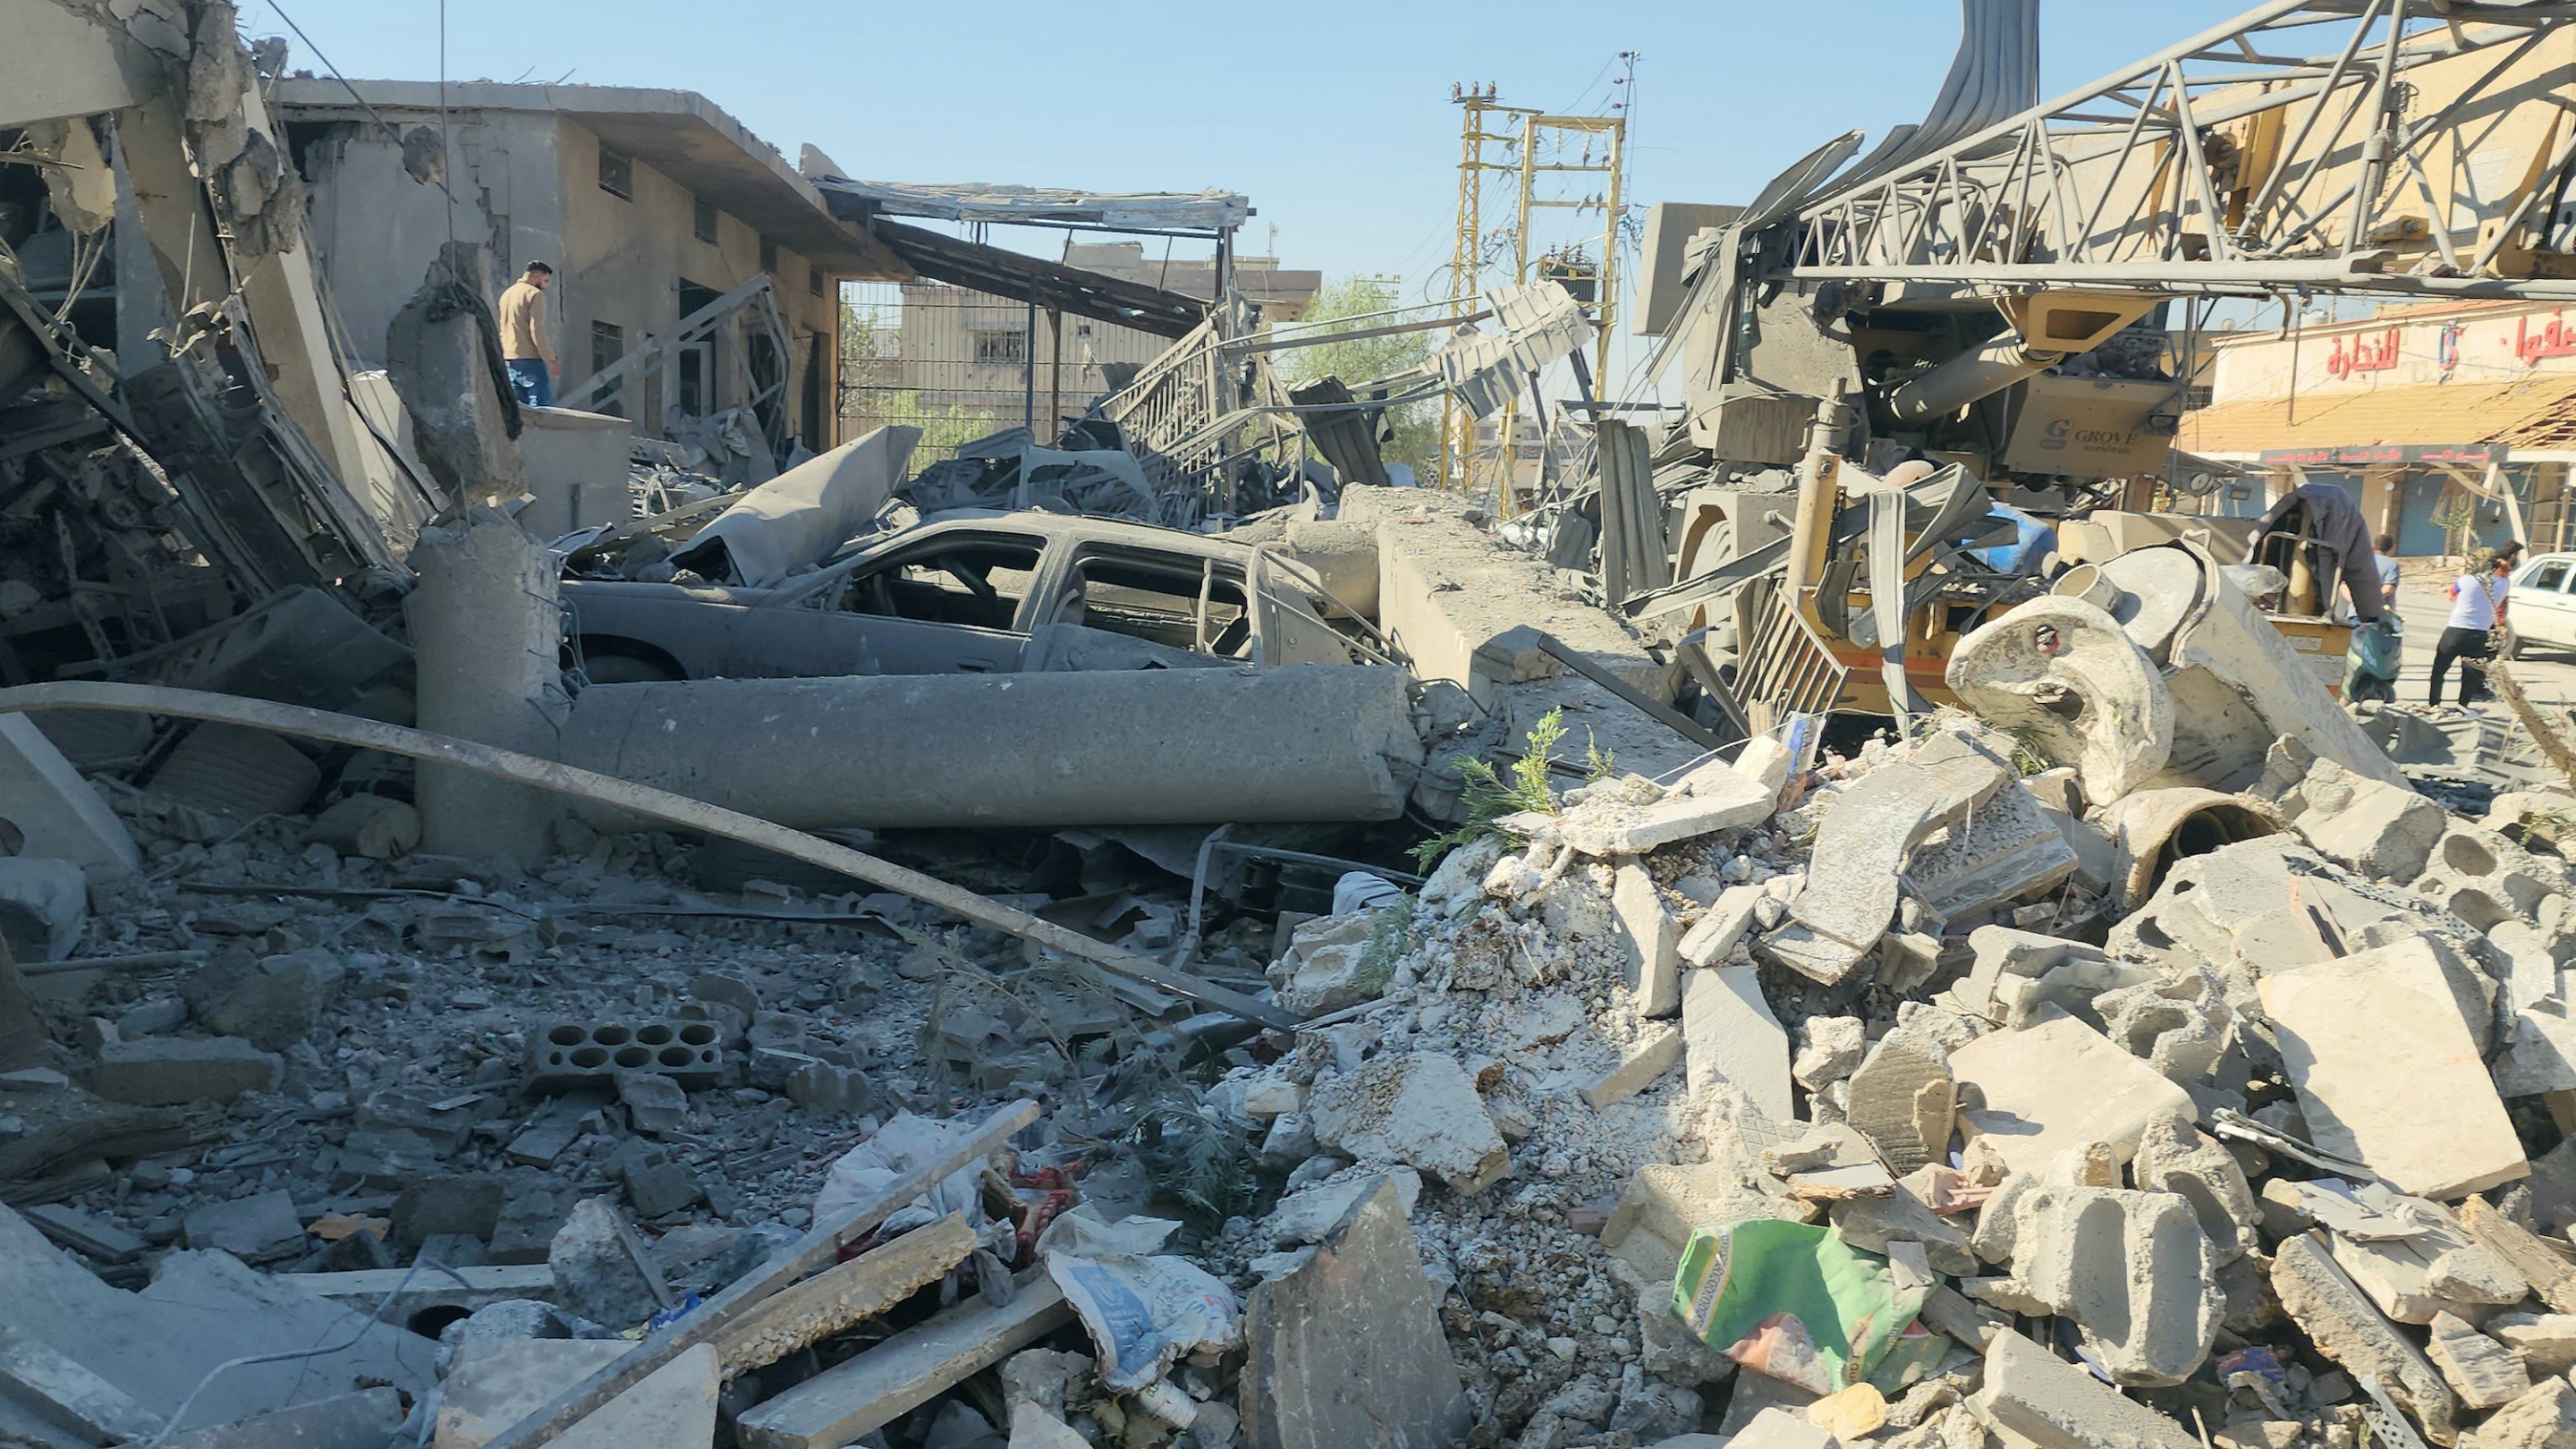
1332, 871, 1406, 916
1671, 1219, 1928, 1394
1039, 1208, 1241, 1392
812, 1111, 987, 1235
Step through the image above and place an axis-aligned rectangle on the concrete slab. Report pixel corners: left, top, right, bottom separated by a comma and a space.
0, 1208, 437, 1433
1585, 1027, 1685, 1110
160, 1388, 403, 1449
1971, 1330, 2199, 1449
1767, 730, 2012, 983
1612, 861, 1682, 1017
1682, 964, 1792, 1123
1948, 1009, 2195, 1174
1241, 1177, 1470, 1449
2259, 938, 2527, 1200
0, 716, 138, 880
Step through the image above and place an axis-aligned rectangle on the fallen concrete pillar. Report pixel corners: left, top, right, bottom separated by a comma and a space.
1343, 484, 1672, 705
1946, 596, 2174, 801
2102, 543, 2409, 792
0, 687, 1288, 1026
410, 510, 567, 868
559, 666, 1420, 830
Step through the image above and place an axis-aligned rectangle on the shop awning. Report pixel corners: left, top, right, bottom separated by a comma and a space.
2179, 376, 2576, 460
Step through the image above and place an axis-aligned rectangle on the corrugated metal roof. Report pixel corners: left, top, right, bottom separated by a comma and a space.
2177, 375, 2576, 455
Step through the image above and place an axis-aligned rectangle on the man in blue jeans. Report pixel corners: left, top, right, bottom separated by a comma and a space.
496, 260, 557, 408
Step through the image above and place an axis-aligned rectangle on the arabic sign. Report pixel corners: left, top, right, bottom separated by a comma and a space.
2256, 444, 2506, 467
2518, 313, 2576, 366
2326, 328, 2400, 378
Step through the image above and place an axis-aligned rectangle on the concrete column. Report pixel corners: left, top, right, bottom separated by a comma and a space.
407, 508, 566, 867
557, 667, 1423, 831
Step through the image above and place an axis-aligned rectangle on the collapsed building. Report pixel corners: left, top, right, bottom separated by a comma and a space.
18, 5, 2576, 1449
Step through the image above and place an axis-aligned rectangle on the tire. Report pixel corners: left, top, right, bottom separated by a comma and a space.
2500, 628, 2525, 662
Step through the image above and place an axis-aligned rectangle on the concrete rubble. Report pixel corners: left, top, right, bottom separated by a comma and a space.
13, 7, 2576, 1449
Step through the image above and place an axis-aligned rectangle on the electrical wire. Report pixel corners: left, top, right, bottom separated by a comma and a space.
254, 1, 467, 216
140, 1254, 445, 1449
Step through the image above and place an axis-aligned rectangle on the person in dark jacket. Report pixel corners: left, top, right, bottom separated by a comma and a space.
2242, 482, 2386, 624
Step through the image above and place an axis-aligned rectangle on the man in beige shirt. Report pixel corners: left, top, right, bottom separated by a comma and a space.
496, 260, 557, 408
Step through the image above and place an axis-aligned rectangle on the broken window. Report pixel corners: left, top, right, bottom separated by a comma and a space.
597, 147, 633, 200
1064, 554, 1253, 657
809, 265, 826, 298
840, 537, 1043, 631
590, 321, 626, 418
973, 328, 1028, 366
758, 238, 779, 275
692, 198, 718, 244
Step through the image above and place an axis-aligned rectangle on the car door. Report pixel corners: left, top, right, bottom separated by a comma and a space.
792, 528, 1046, 675
2512, 558, 2575, 650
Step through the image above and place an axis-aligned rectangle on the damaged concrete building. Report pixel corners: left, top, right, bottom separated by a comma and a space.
21, 5, 2576, 1449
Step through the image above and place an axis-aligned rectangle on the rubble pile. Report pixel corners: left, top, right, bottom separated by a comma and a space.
1180, 695, 2576, 1449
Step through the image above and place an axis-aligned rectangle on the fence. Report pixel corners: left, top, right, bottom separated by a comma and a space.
838, 280, 1175, 467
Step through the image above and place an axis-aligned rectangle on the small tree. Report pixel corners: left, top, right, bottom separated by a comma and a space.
2433, 489, 2479, 560
1271, 275, 1442, 482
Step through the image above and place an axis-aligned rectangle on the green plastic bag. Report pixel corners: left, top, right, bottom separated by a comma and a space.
1671, 1218, 1929, 1394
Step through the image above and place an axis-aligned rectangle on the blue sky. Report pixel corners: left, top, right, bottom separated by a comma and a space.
249, 0, 2266, 300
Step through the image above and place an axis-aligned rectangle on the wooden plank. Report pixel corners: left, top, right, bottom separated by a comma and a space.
469, 1098, 1038, 1449
716, 1214, 975, 1376
735, 1275, 1071, 1449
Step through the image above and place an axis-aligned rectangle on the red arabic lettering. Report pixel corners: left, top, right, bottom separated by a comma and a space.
2518, 313, 2576, 365
2326, 328, 2401, 378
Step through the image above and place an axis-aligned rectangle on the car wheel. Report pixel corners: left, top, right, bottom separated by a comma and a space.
2501, 628, 2525, 662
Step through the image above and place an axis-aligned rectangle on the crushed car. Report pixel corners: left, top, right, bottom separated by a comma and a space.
563, 512, 1385, 682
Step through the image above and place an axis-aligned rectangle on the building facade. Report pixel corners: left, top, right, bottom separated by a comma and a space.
2177, 299, 2576, 555
275, 80, 902, 458
845, 242, 1318, 456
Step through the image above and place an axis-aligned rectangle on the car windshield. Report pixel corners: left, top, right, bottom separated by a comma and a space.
839, 537, 1043, 631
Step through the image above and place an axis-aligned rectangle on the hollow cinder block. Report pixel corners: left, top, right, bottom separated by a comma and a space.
524, 1020, 723, 1091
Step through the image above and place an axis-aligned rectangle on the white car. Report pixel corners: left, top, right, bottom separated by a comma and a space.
2503, 552, 2576, 658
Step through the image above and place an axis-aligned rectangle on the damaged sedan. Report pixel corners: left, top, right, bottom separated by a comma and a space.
564, 512, 1383, 682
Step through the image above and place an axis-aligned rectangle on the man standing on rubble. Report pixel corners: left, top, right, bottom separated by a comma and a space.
497, 260, 558, 409
2431, 538, 2522, 708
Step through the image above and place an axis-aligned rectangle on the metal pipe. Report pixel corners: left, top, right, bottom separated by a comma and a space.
1887, 332, 2064, 424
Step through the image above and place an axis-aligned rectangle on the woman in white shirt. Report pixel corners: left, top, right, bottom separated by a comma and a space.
2430, 539, 2522, 706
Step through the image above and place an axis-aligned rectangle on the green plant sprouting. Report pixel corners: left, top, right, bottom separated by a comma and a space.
1410, 707, 1571, 871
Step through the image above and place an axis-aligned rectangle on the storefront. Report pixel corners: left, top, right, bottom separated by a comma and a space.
2177, 300, 2576, 555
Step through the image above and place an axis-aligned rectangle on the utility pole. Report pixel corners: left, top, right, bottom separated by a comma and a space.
1445, 83, 1532, 496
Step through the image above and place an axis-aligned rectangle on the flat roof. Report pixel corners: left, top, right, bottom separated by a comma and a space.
272, 78, 905, 277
